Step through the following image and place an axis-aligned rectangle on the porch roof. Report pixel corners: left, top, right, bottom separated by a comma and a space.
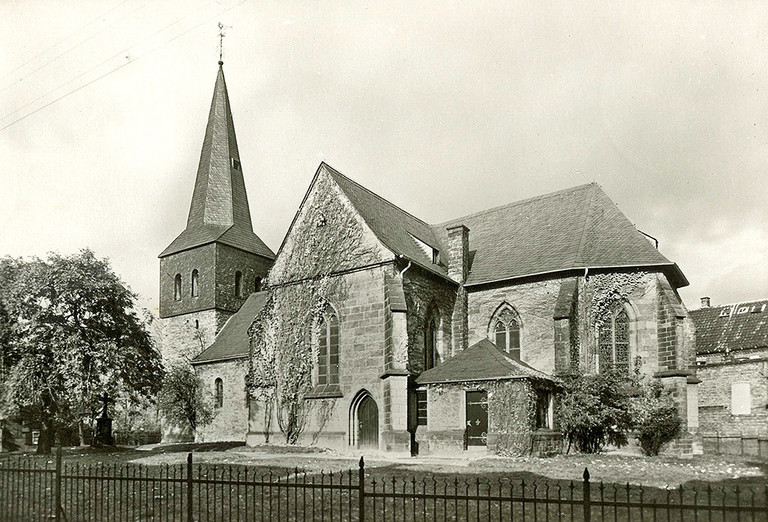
415, 338, 555, 385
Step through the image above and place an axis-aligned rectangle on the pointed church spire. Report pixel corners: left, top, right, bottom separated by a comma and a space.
160, 64, 274, 259
186, 64, 251, 229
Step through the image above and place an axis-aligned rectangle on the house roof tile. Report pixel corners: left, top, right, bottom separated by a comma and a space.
689, 299, 768, 355
416, 338, 554, 384
191, 292, 268, 364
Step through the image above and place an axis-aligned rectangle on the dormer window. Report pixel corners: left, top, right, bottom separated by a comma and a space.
431, 248, 440, 265
231, 158, 241, 170
174, 274, 182, 301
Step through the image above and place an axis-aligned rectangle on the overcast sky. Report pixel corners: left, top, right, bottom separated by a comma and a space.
1, 0, 766, 314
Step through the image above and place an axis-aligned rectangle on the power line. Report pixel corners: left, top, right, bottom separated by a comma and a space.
0, 0, 132, 82
0, 0, 248, 132
0, 1, 149, 94
1, 6, 202, 123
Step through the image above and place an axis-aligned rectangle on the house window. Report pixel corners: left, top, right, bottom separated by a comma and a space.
191, 269, 199, 297
235, 271, 243, 298
214, 378, 223, 408
491, 307, 521, 359
424, 316, 438, 370
535, 389, 552, 429
317, 306, 339, 385
731, 382, 751, 415
254, 276, 263, 293
174, 274, 182, 301
416, 390, 428, 426
598, 308, 630, 374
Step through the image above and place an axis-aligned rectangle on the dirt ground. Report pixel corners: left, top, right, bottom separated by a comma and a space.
120, 443, 768, 489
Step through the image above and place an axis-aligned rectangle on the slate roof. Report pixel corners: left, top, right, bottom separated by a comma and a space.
689, 299, 768, 355
322, 164, 449, 280
191, 292, 268, 364
416, 338, 554, 384
160, 65, 274, 259
434, 183, 686, 288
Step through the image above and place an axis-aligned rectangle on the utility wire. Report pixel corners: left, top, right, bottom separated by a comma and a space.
0, 0, 248, 132
1, 4, 206, 123
0, 0, 149, 94
0, 0, 132, 82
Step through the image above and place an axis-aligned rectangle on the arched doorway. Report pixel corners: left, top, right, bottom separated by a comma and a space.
350, 391, 379, 449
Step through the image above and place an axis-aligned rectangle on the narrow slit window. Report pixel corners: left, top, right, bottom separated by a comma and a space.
317, 305, 340, 386
214, 378, 223, 409
254, 276, 263, 293
174, 274, 182, 301
191, 269, 199, 297
235, 271, 243, 298
416, 390, 428, 426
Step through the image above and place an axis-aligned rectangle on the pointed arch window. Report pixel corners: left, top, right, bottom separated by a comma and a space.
214, 378, 223, 408
191, 269, 199, 297
598, 307, 630, 374
174, 274, 182, 301
317, 305, 339, 386
235, 271, 243, 298
491, 306, 521, 360
424, 315, 438, 370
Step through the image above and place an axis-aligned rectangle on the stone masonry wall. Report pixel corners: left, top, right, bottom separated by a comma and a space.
403, 267, 457, 373
468, 278, 562, 374
215, 244, 272, 313
155, 309, 231, 363
195, 358, 249, 442
697, 354, 768, 435
159, 244, 218, 318
248, 267, 389, 451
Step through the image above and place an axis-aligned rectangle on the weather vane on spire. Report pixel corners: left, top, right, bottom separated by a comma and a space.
218, 22, 232, 65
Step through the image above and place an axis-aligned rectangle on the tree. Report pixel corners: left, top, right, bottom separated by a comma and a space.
632, 380, 681, 456
0, 250, 163, 453
157, 362, 214, 433
557, 370, 634, 453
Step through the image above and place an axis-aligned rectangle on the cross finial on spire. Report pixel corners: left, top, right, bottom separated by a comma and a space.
217, 22, 231, 65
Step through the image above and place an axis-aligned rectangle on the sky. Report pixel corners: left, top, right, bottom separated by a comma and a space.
1, 0, 766, 315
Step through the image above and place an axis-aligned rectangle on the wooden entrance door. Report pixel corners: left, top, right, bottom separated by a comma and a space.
465, 391, 488, 447
357, 395, 379, 449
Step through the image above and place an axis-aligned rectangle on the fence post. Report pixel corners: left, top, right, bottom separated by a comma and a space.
187, 453, 193, 522
55, 443, 62, 522
582, 467, 591, 522
358, 457, 365, 520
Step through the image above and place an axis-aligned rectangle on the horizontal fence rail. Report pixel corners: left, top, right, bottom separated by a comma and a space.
0, 450, 766, 521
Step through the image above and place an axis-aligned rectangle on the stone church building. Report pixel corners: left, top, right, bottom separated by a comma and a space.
158, 63, 699, 456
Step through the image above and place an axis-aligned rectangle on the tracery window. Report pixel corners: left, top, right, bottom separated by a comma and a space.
598, 308, 630, 374
424, 315, 438, 370
191, 269, 199, 297
317, 305, 339, 385
491, 307, 521, 360
173, 274, 182, 301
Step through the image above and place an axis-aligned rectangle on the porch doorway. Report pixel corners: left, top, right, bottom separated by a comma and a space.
351, 392, 379, 449
465, 390, 488, 447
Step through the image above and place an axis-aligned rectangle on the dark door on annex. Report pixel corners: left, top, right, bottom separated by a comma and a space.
358, 396, 379, 449
465, 390, 488, 446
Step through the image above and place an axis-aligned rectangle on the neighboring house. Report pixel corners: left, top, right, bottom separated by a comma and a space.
690, 298, 768, 454
159, 62, 698, 455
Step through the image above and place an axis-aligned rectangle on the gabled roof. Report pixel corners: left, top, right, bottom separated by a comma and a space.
434, 182, 686, 288
191, 292, 268, 364
689, 299, 768, 355
416, 338, 554, 384
321, 164, 450, 280
160, 64, 274, 259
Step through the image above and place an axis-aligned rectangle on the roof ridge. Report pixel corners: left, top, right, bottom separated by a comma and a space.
436, 182, 597, 227
321, 162, 435, 228
690, 299, 768, 311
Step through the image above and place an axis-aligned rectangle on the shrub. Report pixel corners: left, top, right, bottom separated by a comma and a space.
632, 381, 681, 456
557, 370, 633, 453
157, 362, 214, 433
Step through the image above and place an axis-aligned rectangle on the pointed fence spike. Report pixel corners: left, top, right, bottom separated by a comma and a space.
583, 467, 590, 481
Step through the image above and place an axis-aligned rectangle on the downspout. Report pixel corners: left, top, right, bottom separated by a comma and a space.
397, 254, 412, 277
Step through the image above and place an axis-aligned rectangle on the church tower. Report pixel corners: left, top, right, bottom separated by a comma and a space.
158, 62, 274, 363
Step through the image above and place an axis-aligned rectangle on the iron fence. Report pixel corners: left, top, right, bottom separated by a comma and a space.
0, 449, 766, 521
